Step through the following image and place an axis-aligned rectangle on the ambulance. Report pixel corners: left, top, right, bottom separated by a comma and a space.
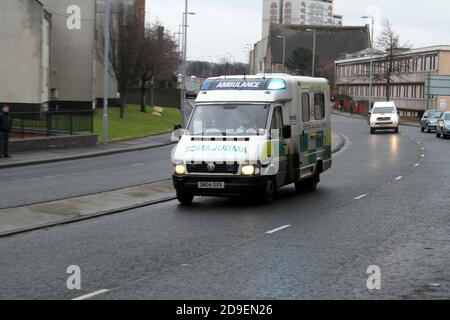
172, 74, 332, 205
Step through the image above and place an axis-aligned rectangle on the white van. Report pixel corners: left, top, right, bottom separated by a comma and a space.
369, 101, 400, 134
172, 74, 332, 204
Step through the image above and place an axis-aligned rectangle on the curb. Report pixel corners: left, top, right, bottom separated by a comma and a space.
0, 140, 177, 170
0, 194, 177, 239
332, 131, 346, 154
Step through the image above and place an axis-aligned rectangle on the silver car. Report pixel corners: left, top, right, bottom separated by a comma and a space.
421, 110, 443, 132
436, 112, 450, 139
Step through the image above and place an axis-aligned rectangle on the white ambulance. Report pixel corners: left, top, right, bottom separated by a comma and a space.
172, 74, 332, 204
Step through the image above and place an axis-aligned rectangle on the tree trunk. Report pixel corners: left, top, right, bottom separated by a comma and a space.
386, 78, 391, 102
119, 93, 126, 119
140, 81, 147, 113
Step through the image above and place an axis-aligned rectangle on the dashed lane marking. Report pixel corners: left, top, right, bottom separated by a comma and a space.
266, 225, 291, 234
72, 289, 110, 301
354, 194, 368, 200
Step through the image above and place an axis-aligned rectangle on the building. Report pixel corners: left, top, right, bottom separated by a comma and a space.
250, 24, 370, 76
332, 14, 343, 26
335, 46, 450, 114
0, 0, 145, 112
0, 0, 51, 112
40, 0, 97, 111
262, 0, 343, 38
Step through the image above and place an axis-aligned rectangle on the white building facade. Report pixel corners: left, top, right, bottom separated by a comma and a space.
262, 0, 340, 38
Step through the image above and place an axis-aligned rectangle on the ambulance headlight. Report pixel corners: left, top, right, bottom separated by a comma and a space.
175, 164, 186, 175
241, 164, 256, 176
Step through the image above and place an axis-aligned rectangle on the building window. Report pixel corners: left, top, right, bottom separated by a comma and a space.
284, 2, 292, 24
270, 2, 278, 22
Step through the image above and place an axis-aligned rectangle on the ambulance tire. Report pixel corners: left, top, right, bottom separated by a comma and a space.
295, 173, 320, 193
177, 191, 194, 205
262, 178, 276, 204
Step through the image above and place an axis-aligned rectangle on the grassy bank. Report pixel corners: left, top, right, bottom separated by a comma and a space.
94, 104, 181, 143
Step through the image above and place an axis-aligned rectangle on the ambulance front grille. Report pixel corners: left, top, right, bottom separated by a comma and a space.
186, 162, 239, 174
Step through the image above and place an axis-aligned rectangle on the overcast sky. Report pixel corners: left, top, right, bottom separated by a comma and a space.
146, 0, 449, 63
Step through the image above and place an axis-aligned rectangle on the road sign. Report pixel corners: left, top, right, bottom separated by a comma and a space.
425, 74, 450, 96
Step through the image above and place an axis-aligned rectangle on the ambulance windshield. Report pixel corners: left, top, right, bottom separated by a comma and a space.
187, 104, 270, 136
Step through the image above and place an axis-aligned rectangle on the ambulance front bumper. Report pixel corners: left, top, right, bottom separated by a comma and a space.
172, 174, 270, 196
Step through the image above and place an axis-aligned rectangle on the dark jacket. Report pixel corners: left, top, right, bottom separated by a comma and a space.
0, 112, 12, 132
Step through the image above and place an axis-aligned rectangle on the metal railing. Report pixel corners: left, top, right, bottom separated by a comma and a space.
11, 110, 94, 138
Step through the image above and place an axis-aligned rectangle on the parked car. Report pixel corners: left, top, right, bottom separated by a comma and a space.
185, 90, 198, 99
369, 101, 400, 134
421, 110, 443, 132
436, 112, 450, 139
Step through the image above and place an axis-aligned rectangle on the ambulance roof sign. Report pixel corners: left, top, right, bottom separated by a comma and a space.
201, 79, 286, 91
202, 79, 269, 91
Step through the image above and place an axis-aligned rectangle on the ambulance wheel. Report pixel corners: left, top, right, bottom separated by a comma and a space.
176, 191, 194, 205
262, 178, 276, 203
295, 173, 320, 193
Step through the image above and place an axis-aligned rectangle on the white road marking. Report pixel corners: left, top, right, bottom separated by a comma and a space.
43, 174, 63, 179
266, 225, 291, 234
354, 194, 368, 200
132, 163, 145, 167
415, 163, 420, 167
72, 289, 110, 300
395, 176, 403, 181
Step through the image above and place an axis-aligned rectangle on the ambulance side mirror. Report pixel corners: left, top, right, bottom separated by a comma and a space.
282, 125, 291, 139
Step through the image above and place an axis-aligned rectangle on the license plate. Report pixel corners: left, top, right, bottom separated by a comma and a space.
198, 182, 225, 189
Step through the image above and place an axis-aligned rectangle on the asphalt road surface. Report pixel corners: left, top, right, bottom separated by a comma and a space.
0, 115, 449, 299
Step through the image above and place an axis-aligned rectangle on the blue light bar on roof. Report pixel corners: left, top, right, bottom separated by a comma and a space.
267, 79, 286, 90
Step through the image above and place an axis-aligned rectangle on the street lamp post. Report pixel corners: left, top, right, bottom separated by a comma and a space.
180, 1, 195, 127
362, 15, 375, 108
102, 0, 110, 145
243, 44, 251, 74
276, 35, 286, 73
306, 29, 316, 77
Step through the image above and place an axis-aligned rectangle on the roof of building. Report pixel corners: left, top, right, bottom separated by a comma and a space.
335, 45, 450, 64
269, 24, 370, 66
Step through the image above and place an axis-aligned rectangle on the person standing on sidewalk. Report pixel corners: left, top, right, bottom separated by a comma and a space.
339, 98, 344, 113
0, 105, 13, 158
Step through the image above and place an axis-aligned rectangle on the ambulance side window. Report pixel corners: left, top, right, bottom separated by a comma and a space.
302, 93, 310, 122
271, 106, 284, 135
314, 93, 326, 120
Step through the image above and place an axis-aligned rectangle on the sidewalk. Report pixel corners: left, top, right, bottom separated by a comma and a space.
331, 109, 420, 127
0, 132, 175, 169
0, 132, 346, 237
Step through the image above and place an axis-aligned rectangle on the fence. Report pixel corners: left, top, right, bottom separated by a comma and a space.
11, 110, 94, 138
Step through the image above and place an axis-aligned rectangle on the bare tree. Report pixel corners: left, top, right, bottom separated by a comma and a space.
376, 20, 411, 102
98, 2, 142, 118
136, 24, 178, 113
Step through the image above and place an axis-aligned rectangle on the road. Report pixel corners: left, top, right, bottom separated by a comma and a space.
0, 115, 449, 299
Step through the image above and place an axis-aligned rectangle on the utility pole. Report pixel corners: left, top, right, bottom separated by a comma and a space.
102, 0, 110, 145
362, 16, 375, 108
180, 1, 195, 127
276, 36, 286, 73
306, 29, 316, 77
